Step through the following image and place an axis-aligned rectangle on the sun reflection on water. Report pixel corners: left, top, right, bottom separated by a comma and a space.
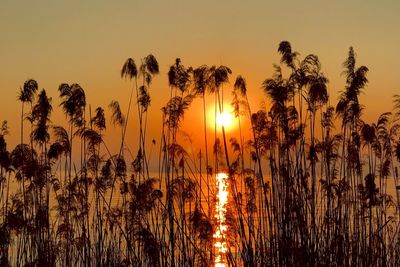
214, 173, 229, 267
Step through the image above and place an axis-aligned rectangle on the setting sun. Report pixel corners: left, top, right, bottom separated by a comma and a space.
207, 105, 237, 132
216, 111, 233, 128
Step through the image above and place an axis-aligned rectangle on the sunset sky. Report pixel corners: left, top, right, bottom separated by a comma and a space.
1, 0, 399, 168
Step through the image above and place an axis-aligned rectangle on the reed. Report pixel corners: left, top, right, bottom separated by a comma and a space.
0, 42, 399, 266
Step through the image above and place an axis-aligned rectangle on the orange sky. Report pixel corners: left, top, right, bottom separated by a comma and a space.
1, 0, 399, 169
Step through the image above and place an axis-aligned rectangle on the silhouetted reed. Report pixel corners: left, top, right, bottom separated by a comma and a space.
0, 42, 399, 266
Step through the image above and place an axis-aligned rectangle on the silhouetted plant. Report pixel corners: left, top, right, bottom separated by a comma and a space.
1, 43, 400, 267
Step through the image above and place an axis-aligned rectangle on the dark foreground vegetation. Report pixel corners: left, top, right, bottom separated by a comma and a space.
1, 41, 400, 266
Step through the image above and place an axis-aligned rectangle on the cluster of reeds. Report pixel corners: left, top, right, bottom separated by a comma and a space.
0, 41, 400, 266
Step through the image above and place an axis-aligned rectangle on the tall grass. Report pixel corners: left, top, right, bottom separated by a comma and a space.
0, 42, 400, 266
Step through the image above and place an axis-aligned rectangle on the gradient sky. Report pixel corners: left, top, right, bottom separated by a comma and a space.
1, 0, 400, 167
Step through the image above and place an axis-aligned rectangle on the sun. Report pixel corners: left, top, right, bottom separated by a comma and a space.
216, 111, 233, 129
207, 105, 236, 131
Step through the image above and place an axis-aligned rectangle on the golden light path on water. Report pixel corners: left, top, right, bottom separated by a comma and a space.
214, 173, 229, 267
